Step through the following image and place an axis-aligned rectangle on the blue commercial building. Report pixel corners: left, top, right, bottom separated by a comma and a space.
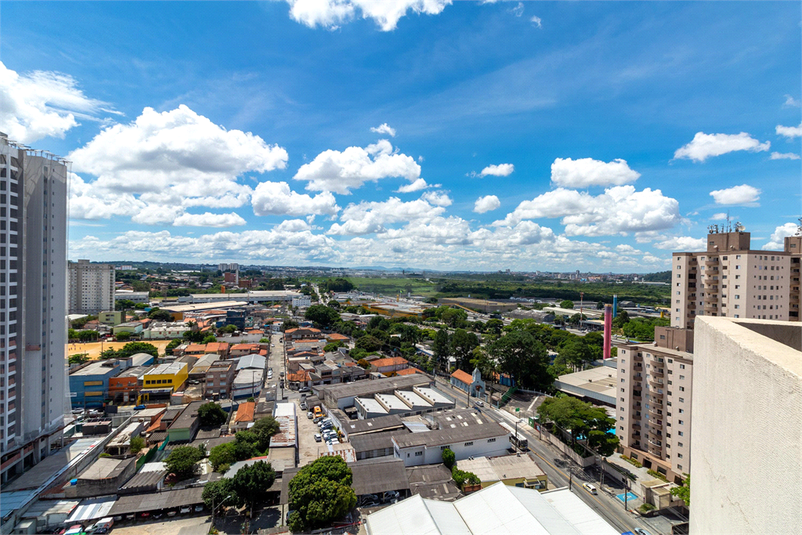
69, 360, 122, 409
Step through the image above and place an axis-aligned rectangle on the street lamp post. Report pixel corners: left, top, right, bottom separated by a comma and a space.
212, 494, 232, 530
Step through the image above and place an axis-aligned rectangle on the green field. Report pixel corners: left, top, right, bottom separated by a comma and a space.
318, 275, 670, 306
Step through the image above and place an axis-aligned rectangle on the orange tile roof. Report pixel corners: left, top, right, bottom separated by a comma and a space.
395, 368, 420, 376
287, 370, 310, 382
233, 401, 255, 423
185, 344, 205, 353
451, 369, 473, 384
145, 414, 163, 434
231, 343, 259, 351
326, 333, 350, 341
370, 357, 409, 368
205, 342, 229, 352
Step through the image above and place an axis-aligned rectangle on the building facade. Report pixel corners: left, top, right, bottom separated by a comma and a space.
617, 327, 693, 484
68, 259, 115, 315
205, 360, 235, 398
689, 317, 802, 534
0, 133, 68, 482
671, 226, 802, 330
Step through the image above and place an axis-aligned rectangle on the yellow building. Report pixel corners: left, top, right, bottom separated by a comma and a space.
141, 362, 188, 393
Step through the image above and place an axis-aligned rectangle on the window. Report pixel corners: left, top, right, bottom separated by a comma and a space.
680, 364, 685, 370
679, 408, 684, 414
678, 430, 684, 436
415, 451, 423, 456
679, 397, 684, 403
679, 375, 685, 380
678, 420, 684, 425
680, 386, 685, 392
678, 453, 683, 459
678, 442, 684, 448
487, 438, 496, 443
464, 442, 473, 447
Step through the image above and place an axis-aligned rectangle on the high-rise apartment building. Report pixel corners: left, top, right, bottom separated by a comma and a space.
0, 133, 68, 482
690, 317, 802, 534
617, 326, 693, 484
671, 224, 802, 329
68, 259, 116, 314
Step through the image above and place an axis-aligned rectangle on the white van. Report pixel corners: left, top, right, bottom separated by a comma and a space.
582, 482, 597, 495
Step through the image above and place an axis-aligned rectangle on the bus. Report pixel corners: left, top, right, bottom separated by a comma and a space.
499, 421, 528, 451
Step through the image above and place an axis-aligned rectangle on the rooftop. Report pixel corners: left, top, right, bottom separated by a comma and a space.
450, 369, 473, 384
341, 414, 404, 436
79, 457, 134, 481
376, 393, 409, 411
456, 454, 546, 483
554, 366, 617, 405
393, 422, 509, 449
349, 430, 409, 455
145, 362, 188, 376
170, 401, 203, 430
70, 361, 120, 377
236, 353, 266, 370
316, 374, 430, 401
349, 458, 410, 496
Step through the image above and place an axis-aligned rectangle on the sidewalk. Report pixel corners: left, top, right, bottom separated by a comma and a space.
605, 454, 653, 483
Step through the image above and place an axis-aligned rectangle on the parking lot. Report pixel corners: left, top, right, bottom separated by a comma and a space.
295, 397, 328, 466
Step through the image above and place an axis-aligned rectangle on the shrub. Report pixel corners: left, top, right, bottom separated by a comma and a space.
647, 469, 668, 482
639, 503, 656, 514
442, 448, 455, 469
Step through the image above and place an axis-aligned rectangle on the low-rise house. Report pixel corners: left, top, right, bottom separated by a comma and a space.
142, 321, 190, 339
98, 311, 124, 326
65, 457, 137, 498
230, 343, 262, 358
190, 353, 221, 380
205, 342, 230, 358
236, 353, 266, 371
167, 401, 203, 443
108, 365, 150, 403
206, 360, 236, 398
450, 368, 486, 398
285, 327, 322, 341
112, 321, 144, 336
104, 421, 145, 456
371, 357, 410, 375
455, 455, 548, 490
232, 369, 263, 399
142, 362, 188, 393
391, 423, 511, 467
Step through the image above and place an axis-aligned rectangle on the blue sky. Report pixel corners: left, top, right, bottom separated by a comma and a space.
1, 0, 800, 271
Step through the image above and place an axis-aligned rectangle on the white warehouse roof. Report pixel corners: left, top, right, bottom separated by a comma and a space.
366, 483, 619, 535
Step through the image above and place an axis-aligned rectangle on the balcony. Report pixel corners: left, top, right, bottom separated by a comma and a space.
705, 258, 719, 266
648, 408, 664, 419
651, 390, 664, 400
649, 378, 664, 389
650, 367, 664, 377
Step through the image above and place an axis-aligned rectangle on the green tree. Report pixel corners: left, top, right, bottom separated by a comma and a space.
202, 334, 218, 344
670, 474, 690, 506
251, 416, 280, 452
442, 447, 455, 469
198, 402, 228, 428
485, 318, 504, 336
117, 342, 159, 359
116, 299, 137, 310
77, 330, 98, 342
165, 445, 205, 480
357, 358, 370, 370
209, 443, 237, 472
432, 328, 450, 370
219, 324, 238, 334
558, 340, 594, 370
451, 468, 480, 490
450, 329, 479, 370
165, 338, 183, 355
305, 305, 341, 328
327, 300, 341, 309
148, 308, 173, 322
560, 300, 574, 309
324, 341, 345, 353
231, 461, 276, 512
68, 353, 89, 366
355, 335, 383, 352
288, 456, 357, 532
233, 431, 258, 460
536, 396, 619, 455
115, 332, 132, 341
489, 331, 551, 391
612, 309, 630, 329
440, 308, 468, 328
130, 435, 146, 454
469, 347, 497, 381
202, 478, 232, 509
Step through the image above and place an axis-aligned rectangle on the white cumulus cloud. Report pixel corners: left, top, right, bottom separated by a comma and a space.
709, 184, 761, 206
652, 236, 706, 251
396, 178, 431, 193
252, 181, 339, 217
474, 195, 501, 213
283, 0, 452, 31
294, 139, 420, 194
550, 157, 640, 188
0, 61, 117, 144
421, 190, 452, 207
474, 163, 514, 177
763, 222, 799, 250
328, 196, 445, 235
370, 123, 396, 137
674, 132, 770, 162
66, 105, 287, 227
495, 185, 681, 237
784, 95, 800, 108
173, 212, 247, 227
770, 152, 801, 160
530, 15, 542, 28
776, 123, 802, 139
711, 212, 728, 221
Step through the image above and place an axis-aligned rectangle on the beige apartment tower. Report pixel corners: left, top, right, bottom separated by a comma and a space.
617, 326, 693, 484
671, 225, 802, 330
68, 259, 116, 315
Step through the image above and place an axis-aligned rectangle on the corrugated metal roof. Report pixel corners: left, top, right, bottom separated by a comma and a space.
109, 487, 204, 516
66, 497, 116, 523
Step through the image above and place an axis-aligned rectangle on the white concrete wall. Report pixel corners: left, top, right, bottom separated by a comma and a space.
690, 317, 802, 535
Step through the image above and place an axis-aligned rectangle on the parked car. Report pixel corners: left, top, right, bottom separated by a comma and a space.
140, 511, 150, 518
300, 402, 308, 411
383, 490, 400, 501
475, 400, 484, 407
299, 386, 311, 393
194, 504, 205, 513
582, 482, 597, 495
153, 512, 162, 519
307, 411, 314, 419
634, 529, 653, 535
64, 526, 84, 535
125, 513, 135, 520
314, 434, 322, 442
179, 506, 191, 514
166, 510, 178, 517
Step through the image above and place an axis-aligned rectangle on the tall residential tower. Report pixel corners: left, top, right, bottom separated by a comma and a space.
68, 259, 116, 314
0, 133, 68, 483
671, 224, 802, 329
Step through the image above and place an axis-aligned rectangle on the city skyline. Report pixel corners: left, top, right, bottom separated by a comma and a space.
2, 1, 801, 271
